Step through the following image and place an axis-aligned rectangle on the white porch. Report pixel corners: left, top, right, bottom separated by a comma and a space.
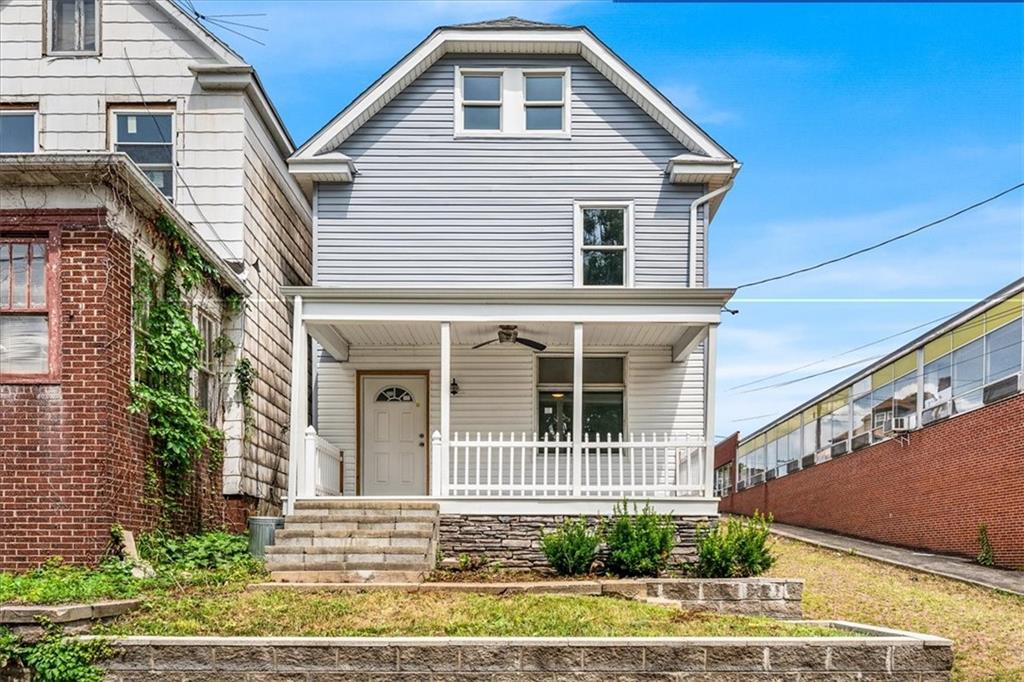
282, 287, 733, 515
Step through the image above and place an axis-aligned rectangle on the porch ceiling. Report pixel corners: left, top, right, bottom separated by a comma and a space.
312, 320, 694, 348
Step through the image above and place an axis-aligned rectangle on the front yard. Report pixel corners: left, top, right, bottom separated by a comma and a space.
768, 536, 1024, 681
93, 588, 836, 638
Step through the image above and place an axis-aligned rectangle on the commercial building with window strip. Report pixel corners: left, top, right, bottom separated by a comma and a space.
716, 277, 1024, 568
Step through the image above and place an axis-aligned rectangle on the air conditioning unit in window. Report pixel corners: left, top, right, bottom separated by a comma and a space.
892, 416, 912, 433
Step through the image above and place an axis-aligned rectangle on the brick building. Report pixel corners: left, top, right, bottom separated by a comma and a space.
716, 279, 1024, 569
0, 155, 247, 569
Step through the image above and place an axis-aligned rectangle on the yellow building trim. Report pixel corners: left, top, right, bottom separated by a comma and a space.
871, 363, 894, 389
952, 313, 985, 349
924, 332, 952, 364
893, 352, 917, 379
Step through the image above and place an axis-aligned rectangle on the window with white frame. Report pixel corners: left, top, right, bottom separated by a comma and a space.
49, 0, 99, 55
536, 356, 624, 440
575, 203, 632, 287
713, 463, 732, 497
112, 110, 174, 200
456, 67, 569, 136
0, 110, 37, 153
460, 71, 502, 132
195, 310, 218, 424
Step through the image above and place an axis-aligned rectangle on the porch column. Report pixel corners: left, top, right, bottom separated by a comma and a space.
703, 323, 719, 498
572, 322, 583, 496
286, 295, 309, 514
439, 321, 452, 496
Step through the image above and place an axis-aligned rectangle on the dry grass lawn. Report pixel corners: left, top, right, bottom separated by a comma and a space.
768, 536, 1024, 682
97, 587, 839, 639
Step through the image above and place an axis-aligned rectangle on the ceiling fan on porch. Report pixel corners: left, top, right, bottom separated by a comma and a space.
471, 325, 547, 352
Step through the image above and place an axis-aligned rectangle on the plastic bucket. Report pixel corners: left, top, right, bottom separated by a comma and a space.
248, 516, 285, 558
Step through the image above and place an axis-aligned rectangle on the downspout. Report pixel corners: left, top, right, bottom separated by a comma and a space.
688, 180, 734, 288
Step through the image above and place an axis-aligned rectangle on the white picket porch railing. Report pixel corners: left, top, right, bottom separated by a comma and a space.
298, 426, 342, 498
436, 431, 706, 498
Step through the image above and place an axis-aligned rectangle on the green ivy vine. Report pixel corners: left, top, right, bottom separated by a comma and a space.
130, 213, 246, 515
1, 625, 112, 682
234, 357, 258, 440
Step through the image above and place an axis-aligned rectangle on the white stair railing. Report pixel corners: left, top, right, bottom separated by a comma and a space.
303, 426, 342, 497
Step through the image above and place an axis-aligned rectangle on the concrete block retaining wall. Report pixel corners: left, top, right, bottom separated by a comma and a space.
93, 628, 953, 680
439, 514, 714, 570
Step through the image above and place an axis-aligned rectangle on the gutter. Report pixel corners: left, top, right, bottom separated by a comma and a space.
689, 180, 734, 288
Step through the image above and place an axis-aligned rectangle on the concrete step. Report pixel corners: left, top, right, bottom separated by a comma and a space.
294, 499, 439, 512
267, 557, 433, 572
276, 528, 434, 541
284, 512, 436, 526
266, 544, 430, 558
274, 535, 433, 550
270, 569, 428, 584
288, 506, 439, 519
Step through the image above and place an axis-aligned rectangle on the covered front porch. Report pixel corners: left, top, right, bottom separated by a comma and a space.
282, 287, 732, 515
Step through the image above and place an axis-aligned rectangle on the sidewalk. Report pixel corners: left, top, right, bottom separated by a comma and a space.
770, 522, 1024, 597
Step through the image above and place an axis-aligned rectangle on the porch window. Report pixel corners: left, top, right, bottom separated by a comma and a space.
575, 203, 632, 286
49, 0, 99, 55
112, 111, 174, 199
0, 235, 58, 380
537, 356, 624, 439
0, 110, 37, 153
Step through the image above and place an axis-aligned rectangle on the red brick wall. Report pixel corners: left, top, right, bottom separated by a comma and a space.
719, 393, 1024, 568
1, 210, 228, 570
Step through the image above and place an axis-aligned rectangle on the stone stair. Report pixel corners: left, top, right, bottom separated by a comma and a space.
267, 499, 439, 583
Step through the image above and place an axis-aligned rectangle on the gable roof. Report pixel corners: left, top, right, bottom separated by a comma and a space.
291, 19, 737, 165
153, 0, 296, 154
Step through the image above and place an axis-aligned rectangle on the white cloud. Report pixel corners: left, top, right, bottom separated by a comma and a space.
658, 83, 739, 126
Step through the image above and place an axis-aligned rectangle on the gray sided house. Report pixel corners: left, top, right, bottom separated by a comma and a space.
274, 18, 740, 578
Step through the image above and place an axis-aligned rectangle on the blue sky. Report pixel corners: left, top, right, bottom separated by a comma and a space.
196, 1, 1024, 437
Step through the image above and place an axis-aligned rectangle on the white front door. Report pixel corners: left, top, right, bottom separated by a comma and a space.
360, 375, 428, 496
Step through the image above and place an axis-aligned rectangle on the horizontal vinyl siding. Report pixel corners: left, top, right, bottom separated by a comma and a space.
316, 346, 705, 496
0, 0, 246, 260
317, 55, 702, 287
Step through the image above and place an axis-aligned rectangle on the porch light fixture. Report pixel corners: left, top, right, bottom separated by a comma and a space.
551, 392, 565, 399
450, 378, 460, 396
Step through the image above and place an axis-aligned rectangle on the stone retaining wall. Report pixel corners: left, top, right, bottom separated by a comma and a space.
94, 628, 953, 680
439, 514, 714, 570
0, 599, 140, 641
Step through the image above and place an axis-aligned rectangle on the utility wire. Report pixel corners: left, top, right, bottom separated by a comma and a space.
728, 310, 959, 391
735, 182, 1024, 290
732, 354, 887, 395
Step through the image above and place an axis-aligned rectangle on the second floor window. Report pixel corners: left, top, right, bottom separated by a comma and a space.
524, 73, 565, 131
0, 111, 36, 153
575, 204, 631, 286
49, 0, 99, 55
456, 67, 570, 136
113, 111, 174, 200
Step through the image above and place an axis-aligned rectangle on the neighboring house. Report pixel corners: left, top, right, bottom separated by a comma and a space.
717, 278, 1024, 569
0, 0, 311, 568
275, 18, 740, 575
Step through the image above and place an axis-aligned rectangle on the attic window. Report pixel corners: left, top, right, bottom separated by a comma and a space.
49, 0, 99, 55
455, 67, 570, 137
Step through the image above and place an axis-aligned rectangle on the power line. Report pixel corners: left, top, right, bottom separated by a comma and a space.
735, 182, 1024, 290
732, 353, 886, 395
728, 310, 958, 392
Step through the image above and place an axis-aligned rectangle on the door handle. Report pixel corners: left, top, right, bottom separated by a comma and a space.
419, 442, 425, 447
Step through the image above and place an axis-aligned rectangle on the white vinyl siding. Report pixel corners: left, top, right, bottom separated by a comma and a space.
316, 55, 704, 287
316, 345, 705, 496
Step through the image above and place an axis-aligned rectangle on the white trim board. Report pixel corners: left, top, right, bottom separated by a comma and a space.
296, 496, 719, 517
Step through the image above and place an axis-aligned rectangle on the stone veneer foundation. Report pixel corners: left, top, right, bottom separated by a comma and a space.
439, 514, 714, 570
88, 625, 954, 680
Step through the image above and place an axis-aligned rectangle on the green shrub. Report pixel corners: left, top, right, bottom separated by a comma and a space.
21, 626, 112, 682
138, 529, 256, 571
976, 524, 995, 567
602, 501, 676, 577
692, 512, 776, 578
540, 518, 602, 576
0, 628, 25, 669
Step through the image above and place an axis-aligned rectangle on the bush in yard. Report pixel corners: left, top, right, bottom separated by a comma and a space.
692, 512, 776, 578
137, 529, 257, 572
602, 501, 676, 577
976, 524, 995, 567
540, 518, 602, 576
